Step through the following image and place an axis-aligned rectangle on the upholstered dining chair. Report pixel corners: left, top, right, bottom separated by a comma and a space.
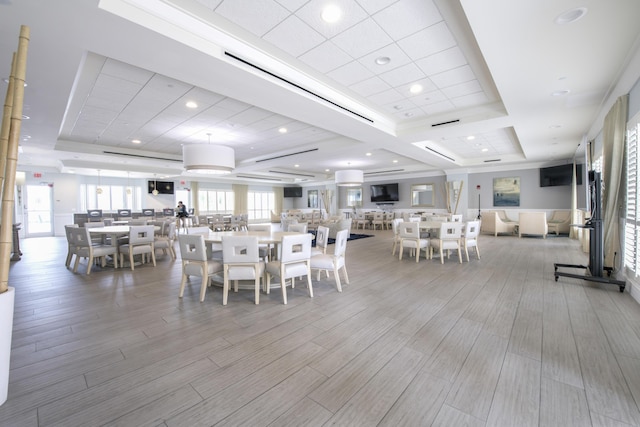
391, 218, 403, 256
450, 214, 463, 222
430, 222, 464, 264
265, 233, 313, 304
247, 223, 272, 261
288, 223, 308, 233
310, 228, 349, 293
221, 235, 265, 305
398, 222, 430, 263
64, 224, 79, 268
119, 225, 156, 270
177, 233, 223, 302
462, 220, 481, 261
354, 212, 368, 230
312, 225, 330, 256
69, 226, 118, 274
154, 221, 177, 260
371, 212, 385, 230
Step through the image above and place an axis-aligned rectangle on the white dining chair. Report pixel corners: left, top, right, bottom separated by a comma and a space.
64, 224, 79, 268
70, 226, 119, 273
398, 221, 430, 263
312, 225, 330, 257
222, 235, 265, 305
430, 222, 464, 264
391, 218, 404, 256
177, 233, 223, 302
310, 228, 349, 293
154, 221, 177, 260
288, 223, 308, 233
119, 225, 156, 270
265, 233, 313, 304
247, 223, 272, 261
462, 220, 481, 261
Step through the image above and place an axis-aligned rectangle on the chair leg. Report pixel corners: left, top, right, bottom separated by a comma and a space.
306, 267, 314, 298
223, 268, 229, 305
333, 265, 342, 293
465, 246, 470, 262
179, 273, 188, 298
475, 245, 481, 260
199, 265, 207, 302
129, 251, 135, 271
254, 276, 260, 305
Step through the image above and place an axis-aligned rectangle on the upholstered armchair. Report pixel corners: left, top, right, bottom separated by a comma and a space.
547, 210, 571, 235
518, 212, 548, 238
319, 216, 352, 239
480, 211, 517, 236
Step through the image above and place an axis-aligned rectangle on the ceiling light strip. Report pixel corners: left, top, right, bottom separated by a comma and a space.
224, 52, 374, 124
256, 148, 318, 162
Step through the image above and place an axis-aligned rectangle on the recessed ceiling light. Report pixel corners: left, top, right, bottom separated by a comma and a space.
392, 159, 398, 163
549, 124, 562, 129
278, 127, 287, 133
393, 105, 403, 110
321, 4, 342, 23
409, 84, 423, 94
375, 56, 391, 65
404, 112, 414, 117
131, 139, 141, 144
555, 7, 587, 25
552, 90, 570, 96
325, 169, 330, 172
481, 148, 489, 152
294, 164, 299, 168
365, 152, 372, 156
467, 135, 475, 140
185, 101, 198, 109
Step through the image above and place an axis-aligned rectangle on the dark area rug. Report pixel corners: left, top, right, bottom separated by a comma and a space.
310, 231, 373, 246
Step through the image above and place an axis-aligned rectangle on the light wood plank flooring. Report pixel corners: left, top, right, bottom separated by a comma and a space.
2, 228, 640, 426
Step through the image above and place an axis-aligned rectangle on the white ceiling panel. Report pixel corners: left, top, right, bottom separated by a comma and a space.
263, 15, 325, 57
372, 0, 442, 40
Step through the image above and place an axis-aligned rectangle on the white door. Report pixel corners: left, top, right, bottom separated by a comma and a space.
24, 184, 53, 237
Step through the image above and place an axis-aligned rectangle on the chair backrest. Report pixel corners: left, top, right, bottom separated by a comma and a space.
65, 224, 79, 243
288, 223, 308, 233
280, 233, 312, 263
117, 209, 132, 218
177, 234, 207, 262
103, 218, 114, 226
247, 224, 271, 232
281, 217, 298, 231
373, 212, 384, 220
438, 222, 463, 239
391, 218, 403, 236
315, 225, 330, 251
69, 226, 92, 248
464, 220, 480, 239
222, 235, 260, 263
333, 229, 348, 257
141, 208, 155, 217
87, 209, 103, 221
83, 221, 105, 229
129, 218, 148, 225
450, 214, 463, 222
166, 222, 177, 240
398, 222, 420, 238
408, 216, 421, 223
188, 226, 211, 234
128, 225, 154, 245
163, 208, 175, 216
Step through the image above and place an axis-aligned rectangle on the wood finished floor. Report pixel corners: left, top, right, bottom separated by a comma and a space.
2, 228, 640, 426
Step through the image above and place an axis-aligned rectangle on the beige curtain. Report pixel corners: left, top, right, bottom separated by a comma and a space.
190, 181, 199, 215
232, 183, 248, 215
570, 160, 578, 239
273, 186, 283, 214
602, 94, 628, 270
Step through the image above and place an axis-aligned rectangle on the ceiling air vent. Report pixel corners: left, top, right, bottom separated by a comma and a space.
431, 119, 460, 127
484, 159, 501, 163
102, 151, 180, 162
236, 175, 282, 181
268, 170, 316, 178
423, 146, 455, 162
225, 51, 373, 123
256, 148, 318, 162
364, 169, 404, 175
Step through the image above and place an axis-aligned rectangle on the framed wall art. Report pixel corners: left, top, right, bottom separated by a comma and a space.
493, 177, 520, 206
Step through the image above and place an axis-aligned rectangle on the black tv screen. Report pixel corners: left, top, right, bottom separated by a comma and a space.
283, 187, 302, 197
371, 183, 399, 202
540, 164, 582, 187
148, 180, 175, 194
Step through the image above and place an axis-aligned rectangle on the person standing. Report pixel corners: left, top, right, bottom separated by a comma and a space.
176, 201, 188, 230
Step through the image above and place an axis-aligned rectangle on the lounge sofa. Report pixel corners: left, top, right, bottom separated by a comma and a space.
518, 212, 548, 238
480, 211, 517, 236
320, 216, 352, 239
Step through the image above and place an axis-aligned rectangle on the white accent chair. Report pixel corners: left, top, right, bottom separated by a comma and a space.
398, 222, 430, 263
177, 234, 223, 302
518, 212, 548, 238
480, 211, 517, 236
430, 222, 463, 264
462, 220, 481, 261
547, 210, 571, 235
265, 233, 313, 304
222, 235, 265, 305
310, 229, 349, 293
119, 225, 156, 270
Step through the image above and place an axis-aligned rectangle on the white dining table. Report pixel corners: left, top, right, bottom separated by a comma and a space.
88, 225, 159, 268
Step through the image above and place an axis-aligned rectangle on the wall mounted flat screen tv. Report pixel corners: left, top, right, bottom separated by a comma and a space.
283, 187, 303, 198
148, 180, 175, 194
371, 183, 399, 202
539, 164, 583, 187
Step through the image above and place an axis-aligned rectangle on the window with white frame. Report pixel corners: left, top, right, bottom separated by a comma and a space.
198, 189, 234, 214
625, 119, 640, 275
247, 191, 274, 221
81, 184, 142, 211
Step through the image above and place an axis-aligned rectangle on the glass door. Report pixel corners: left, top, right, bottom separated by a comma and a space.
24, 184, 53, 237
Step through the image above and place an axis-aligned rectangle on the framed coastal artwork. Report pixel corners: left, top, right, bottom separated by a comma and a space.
307, 189, 319, 208
493, 177, 520, 206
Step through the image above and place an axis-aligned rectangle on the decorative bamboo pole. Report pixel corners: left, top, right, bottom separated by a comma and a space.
453, 180, 464, 215
0, 26, 29, 295
0, 54, 15, 212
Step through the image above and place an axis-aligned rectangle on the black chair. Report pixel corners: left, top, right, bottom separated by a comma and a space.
87, 209, 103, 222
141, 208, 155, 217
